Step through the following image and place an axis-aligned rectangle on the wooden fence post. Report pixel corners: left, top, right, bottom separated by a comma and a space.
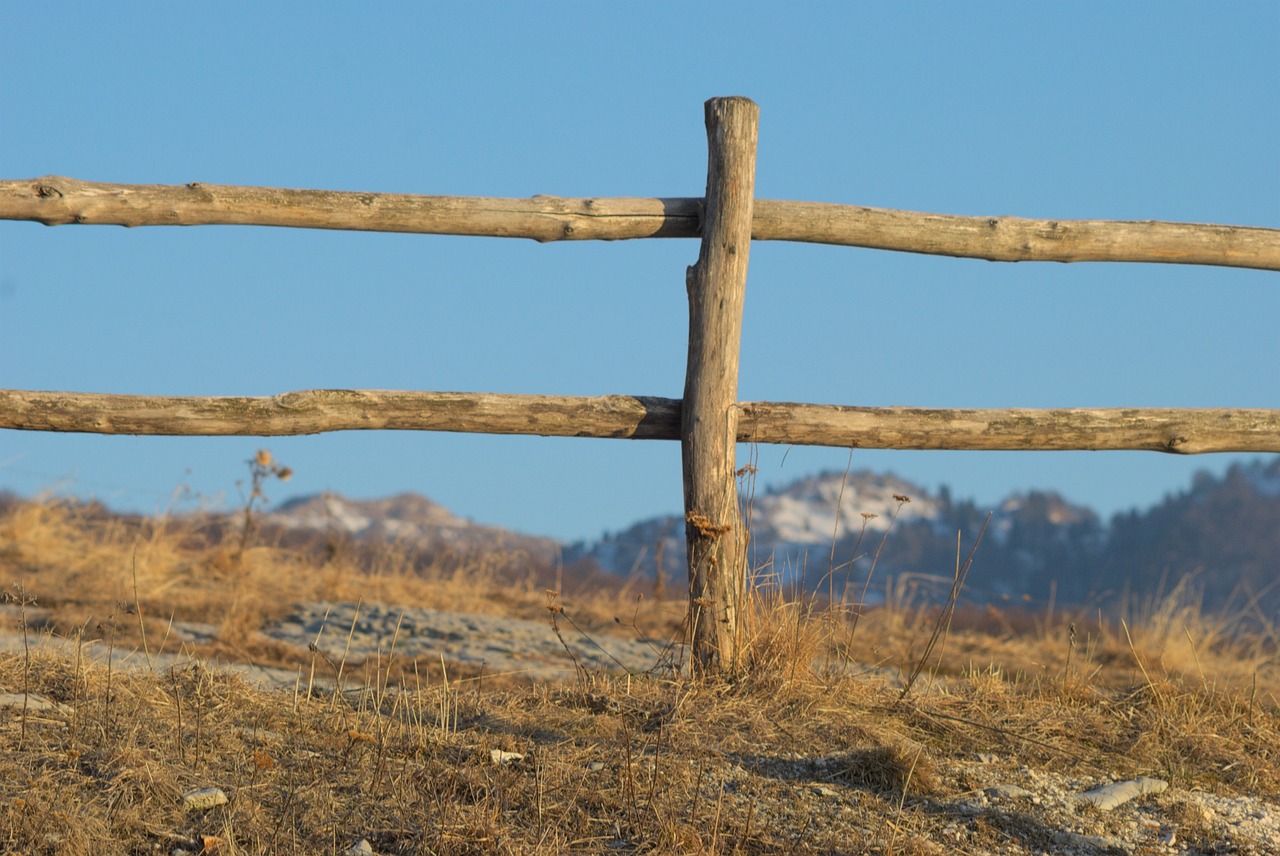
682, 96, 759, 674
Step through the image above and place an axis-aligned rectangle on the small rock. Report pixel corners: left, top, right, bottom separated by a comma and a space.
586, 761, 606, 772
1054, 830, 1134, 852
490, 749, 524, 765
0, 692, 70, 714
586, 692, 620, 714
812, 786, 839, 798
344, 838, 374, 855
1080, 776, 1167, 811
181, 787, 229, 811
169, 834, 224, 855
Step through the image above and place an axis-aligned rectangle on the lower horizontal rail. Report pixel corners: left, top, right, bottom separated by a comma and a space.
3, 389, 1277, 454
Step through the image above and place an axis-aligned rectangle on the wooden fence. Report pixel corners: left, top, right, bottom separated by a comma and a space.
3, 96, 1279, 673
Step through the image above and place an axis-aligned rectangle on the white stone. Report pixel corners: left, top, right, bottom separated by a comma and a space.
1080, 777, 1167, 811
181, 787, 228, 811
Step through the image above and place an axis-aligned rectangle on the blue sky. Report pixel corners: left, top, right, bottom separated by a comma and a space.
2, 3, 1277, 542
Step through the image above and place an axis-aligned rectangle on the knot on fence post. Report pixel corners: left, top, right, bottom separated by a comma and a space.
686, 511, 732, 538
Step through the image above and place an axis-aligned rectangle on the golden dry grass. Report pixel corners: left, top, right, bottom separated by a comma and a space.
1, 495, 1277, 854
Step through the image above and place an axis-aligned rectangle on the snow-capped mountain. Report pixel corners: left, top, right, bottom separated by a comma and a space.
565, 459, 1280, 616
563, 469, 1106, 604
745, 471, 941, 544
270, 492, 560, 562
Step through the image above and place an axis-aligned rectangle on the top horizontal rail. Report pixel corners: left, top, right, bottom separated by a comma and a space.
2, 176, 1278, 271
4, 388, 1279, 454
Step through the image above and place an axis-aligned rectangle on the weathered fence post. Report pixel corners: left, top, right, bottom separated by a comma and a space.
682, 96, 759, 673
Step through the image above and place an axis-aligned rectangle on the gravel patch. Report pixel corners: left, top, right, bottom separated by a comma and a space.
264, 599, 675, 681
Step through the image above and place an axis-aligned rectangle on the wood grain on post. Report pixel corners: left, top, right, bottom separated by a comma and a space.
3, 389, 1278, 454
682, 97, 759, 673
3, 177, 1278, 270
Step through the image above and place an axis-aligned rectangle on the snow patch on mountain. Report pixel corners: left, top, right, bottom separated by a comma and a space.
273, 492, 466, 538
747, 471, 939, 546
565, 470, 953, 583
269, 492, 558, 560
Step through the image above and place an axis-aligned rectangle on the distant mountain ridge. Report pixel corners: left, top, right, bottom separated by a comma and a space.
562, 470, 1109, 605
271, 491, 560, 563
268, 458, 1280, 616
571, 460, 1279, 615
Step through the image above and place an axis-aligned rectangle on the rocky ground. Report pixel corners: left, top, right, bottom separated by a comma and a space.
3, 599, 1278, 854
263, 599, 673, 683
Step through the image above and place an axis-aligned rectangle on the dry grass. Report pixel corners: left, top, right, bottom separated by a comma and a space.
0, 495, 671, 677
1, 494, 1277, 854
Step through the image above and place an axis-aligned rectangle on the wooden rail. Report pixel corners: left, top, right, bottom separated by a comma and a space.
3, 390, 1277, 455
2, 94, 1276, 672
3, 177, 1279, 270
